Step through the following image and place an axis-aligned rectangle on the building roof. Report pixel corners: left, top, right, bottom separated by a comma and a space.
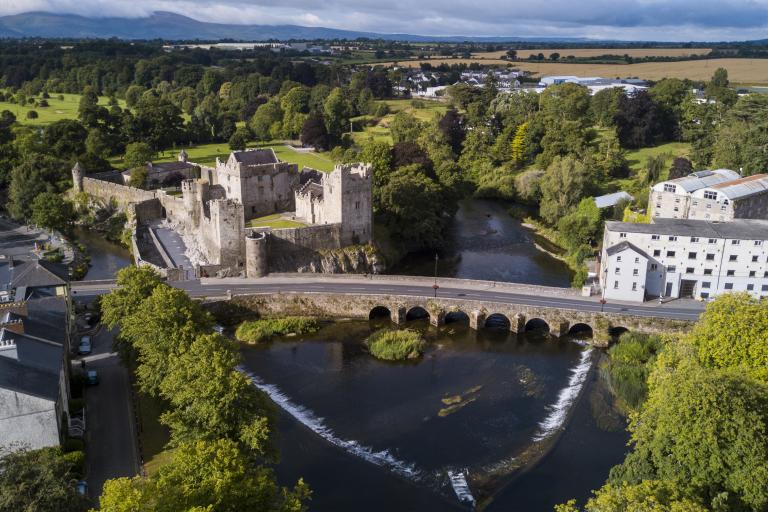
606, 218, 768, 240
9, 260, 68, 289
297, 180, 323, 199
232, 149, 278, 166
605, 241, 651, 259
594, 191, 634, 209
663, 169, 741, 193
710, 173, 768, 200
0, 327, 63, 374
149, 161, 195, 173
0, 356, 59, 401
299, 167, 323, 186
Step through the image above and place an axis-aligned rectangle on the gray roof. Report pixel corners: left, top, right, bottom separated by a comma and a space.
149, 161, 196, 173
299, 167, 323, 186
594, 191, 634, 209
606, 218, 768, 240
665, 169, 740, 193
232, 149, 278, 166
606, 241, 650, 260
710, 174, 768, 200
0, 356, 59, 401
0, 328, 63, 374
9, 260, 68, 289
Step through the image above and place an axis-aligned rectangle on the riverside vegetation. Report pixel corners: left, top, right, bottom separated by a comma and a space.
235, 317, 320, 343
365, 328, 426, 361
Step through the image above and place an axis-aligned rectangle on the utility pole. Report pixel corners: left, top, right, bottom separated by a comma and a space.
432, 253, 439, 298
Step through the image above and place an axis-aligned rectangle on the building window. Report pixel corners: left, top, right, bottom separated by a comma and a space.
732, 240, 740, 245
704, 190, 717, 200
655, 204, 661, 209
688, 252, 697, 259
729, 255, 738, 262
686, 267, 695, 274
727, 270, 735, 276
704, 269, 713, 275
615, 268, 621, 274
673, 207, 679, 212
252, 206, 257, 213
724, 283, 734, 290
616, 256, 622, 262
691, 237, 699, 243
652, 235, 660, 240
653, 250, 661, 257
764, 271, 768, 277
708, 238, 717, 244
755, 240, 763, 246
762, 285, 768, 292
633, 269, 639, 276
667, 250, 676, 257
675, 198, 680, 203
620, 232, 627, 238
634, 257, 640, 263
701, 292, 709, 299
749, 271, 756, 277
702, 282, 711, 289
632, 282, 637, 291
706, 204, 712, 209
667, 265, 676, 273
669, 236, 678, 241
664, 184, 676, 193
650, 263, 658, 271
721, 205, 727, 211
706, 253, 715, 261
355, 201, 360, 209
748, 284, 755, 291
613, 281, 619, 289
692, 201, 698, 206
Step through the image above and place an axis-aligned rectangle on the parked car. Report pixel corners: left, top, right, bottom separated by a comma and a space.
76, 480, 88, 496
78, 336, 92, 355
86, 370, 99, 385
213, 324, 225, 334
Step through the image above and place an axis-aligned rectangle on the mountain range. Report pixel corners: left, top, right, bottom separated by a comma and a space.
0, 11, 590, 42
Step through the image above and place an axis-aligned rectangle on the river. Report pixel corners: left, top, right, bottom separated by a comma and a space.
73, 227, 132, 280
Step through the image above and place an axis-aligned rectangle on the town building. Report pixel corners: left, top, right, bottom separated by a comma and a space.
649, 170, 768, 221
600, 218, 768, 302
0, 257, 72, 450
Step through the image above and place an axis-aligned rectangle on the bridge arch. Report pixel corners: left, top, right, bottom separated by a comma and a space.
524, 318, 550, 334
369, 306, 392, 320
567, 323, 593, 337
444, 310, 469, 325
484, 313, 511, 330
608, 326, 630, 338
406, 306, 430, 321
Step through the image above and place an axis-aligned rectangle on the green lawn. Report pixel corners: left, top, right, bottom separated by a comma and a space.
352, 98, 448, 145
0, 92, 126, 125
625, 141, 691, 174
247, 213, 307, 229
152, 142, 335, 172
136, 390, 172, 476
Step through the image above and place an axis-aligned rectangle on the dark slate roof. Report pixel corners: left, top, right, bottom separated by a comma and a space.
232, 149, 278, 166
23, 297, 67, 346
0, 328, 63, 374
299, 167, 323, 186
10, 260, 68, 289
0, 356, 59, 401
605, 218, 768, 240
605, 241, 651, 260
150, 161, 196, 173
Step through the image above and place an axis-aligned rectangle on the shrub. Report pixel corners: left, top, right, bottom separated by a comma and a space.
606, 332, 663, 411
61, 450, 85, 477
366, 329, 425, 361
235, 317, 319, 343
26, 110, 38, 119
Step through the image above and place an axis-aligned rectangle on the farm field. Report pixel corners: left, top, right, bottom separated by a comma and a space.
378, 58, 768, 84
152, 141, 336, 171
352, 98, 447, 145
0, 92, 126, 124
471, 47, 712, 59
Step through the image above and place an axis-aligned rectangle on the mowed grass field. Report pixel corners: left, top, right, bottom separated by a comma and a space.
152, 141, 336, 171
0, 92, 126, 124
378, 58, 768, 84
352, 99, 447, 145
471, 48, 712, 60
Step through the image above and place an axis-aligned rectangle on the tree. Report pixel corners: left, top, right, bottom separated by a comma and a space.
711, 67, 729, 88
535, 120, 591, 169
557, 198, 602, 251
100, 266, 164, 331
249, 100, 283, 141
0, 447, 89, 512
228, 128, 249, 151
686, 293, 768, 382
595, 129, 628, 178
614, 91, 664, 149
100, 439, 309, 512
300, 113, 329, 151
590, 87, 623, 127
389, 111, 424, 145
539, 156, 593, 224
668, 157, 693, 179
391, 142, 434, 177
323, 87, 349, 142
85, 127, 112, 159
360, 139, 393, 199
128, 95, 184, 151
644, 154, 666, 185
438, 108, 464, 155
125, 85, 144, 108
539, 83, 591, 125
509, 122, 529, 167
129, 166, 148, 189
649, 78, 689, 140
123, 142, 154, 170
556, 480, 709, 512
8, 154, 70, 220
42, 120, 88, 159
31, 192, 74, 233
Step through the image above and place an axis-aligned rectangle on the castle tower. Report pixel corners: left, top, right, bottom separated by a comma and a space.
245, 231, 268, 277
323, 163, 373, 245
71, 161, 84, 193
181, 179, 200, 227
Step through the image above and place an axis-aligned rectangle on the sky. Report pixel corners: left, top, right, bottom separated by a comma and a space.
3, 0, 768, 41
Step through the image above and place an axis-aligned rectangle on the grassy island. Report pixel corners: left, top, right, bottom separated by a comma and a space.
366, 329, 426, 361
235, 317, 320, 343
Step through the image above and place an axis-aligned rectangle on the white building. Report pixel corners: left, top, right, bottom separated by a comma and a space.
600, 218, 768, 302
649, 169, 740, 220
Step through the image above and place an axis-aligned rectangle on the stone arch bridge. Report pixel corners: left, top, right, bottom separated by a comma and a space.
220, 291, 693, 346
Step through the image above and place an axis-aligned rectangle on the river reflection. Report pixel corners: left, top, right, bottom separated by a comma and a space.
241, 320, 625, 511
73, 227, 131, 280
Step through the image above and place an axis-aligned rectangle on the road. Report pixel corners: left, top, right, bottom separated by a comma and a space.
81, 324, 141, 501
73, 275, 705, 322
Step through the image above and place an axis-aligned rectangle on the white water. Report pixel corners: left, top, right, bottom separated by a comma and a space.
532, 349, 593, 442
448, 470, 476, 507
240, 368, 423, 480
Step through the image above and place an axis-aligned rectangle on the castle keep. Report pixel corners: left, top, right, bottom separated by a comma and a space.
73, 148, 374, 277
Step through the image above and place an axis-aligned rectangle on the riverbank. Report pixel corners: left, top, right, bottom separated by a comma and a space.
521, 216, 590, 287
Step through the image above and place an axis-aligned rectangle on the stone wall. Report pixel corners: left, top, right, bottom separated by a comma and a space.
82, 177, 157, 209
734, 193, 768, 221
210, 292, 693, 346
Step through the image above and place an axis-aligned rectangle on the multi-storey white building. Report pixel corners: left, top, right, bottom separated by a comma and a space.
600, 218, 768, 302
648, 169, 740, 220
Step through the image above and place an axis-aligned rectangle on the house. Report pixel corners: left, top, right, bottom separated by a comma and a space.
600, 218, 768, 302
0, 257, 72, 450
649, 169, 768, 222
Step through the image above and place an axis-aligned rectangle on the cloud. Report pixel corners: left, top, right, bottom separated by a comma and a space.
2, 0, 768, 40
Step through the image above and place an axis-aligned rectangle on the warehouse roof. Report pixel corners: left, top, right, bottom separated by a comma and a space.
606, 218, 768, 240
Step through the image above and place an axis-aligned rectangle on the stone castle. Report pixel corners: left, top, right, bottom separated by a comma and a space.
73, 148, 376, 277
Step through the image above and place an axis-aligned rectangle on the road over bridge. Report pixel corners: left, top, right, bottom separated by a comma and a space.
73, 274, 703, 345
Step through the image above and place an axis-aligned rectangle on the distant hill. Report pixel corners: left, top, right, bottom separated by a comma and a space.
0, 11, 590, 42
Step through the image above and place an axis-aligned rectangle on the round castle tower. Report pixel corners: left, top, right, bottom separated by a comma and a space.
245, 231, 268, 278
71, 161, 84, 193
